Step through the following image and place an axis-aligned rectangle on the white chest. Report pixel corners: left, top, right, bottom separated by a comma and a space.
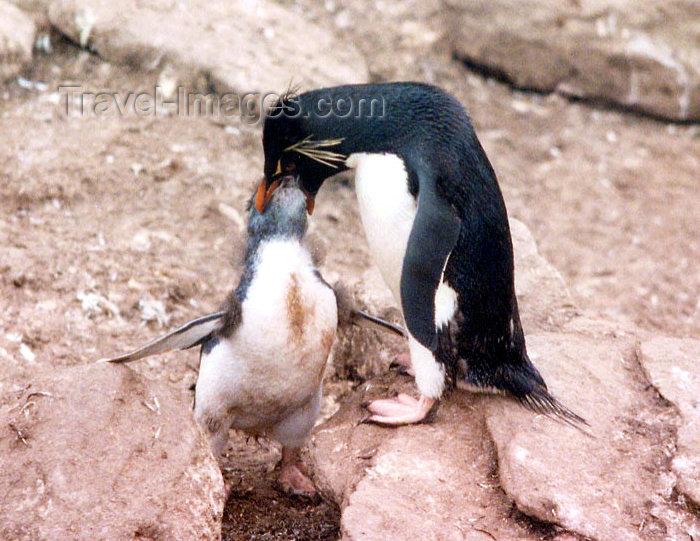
346, 152, 417, 303
195, 238, 337, 430
237, 239, 337, 364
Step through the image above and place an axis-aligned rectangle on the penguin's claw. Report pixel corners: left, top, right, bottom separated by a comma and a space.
389, 352, 415, 377
277, 446, 318, 500
277, 464, 318, 500
363, 394, 436, 425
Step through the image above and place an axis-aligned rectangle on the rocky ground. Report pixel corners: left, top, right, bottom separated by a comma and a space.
0, 0, 698, 540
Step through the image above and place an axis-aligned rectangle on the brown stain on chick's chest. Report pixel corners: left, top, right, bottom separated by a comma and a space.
285, 273, 306, 345
321, 328, 335, 355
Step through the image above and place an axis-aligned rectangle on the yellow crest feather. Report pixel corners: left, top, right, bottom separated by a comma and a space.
285, 136, 346, 168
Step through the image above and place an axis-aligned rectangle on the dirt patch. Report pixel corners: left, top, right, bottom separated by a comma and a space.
221, 434, 340, 541
223, 489, 340, 541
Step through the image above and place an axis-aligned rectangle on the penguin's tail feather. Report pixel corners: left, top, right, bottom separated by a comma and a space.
518, 386, 591, 434
510, 368, 591, 434
464, 360, 591, 435
97, 312, 225, 364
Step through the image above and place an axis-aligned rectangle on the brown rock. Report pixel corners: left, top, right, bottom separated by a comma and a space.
331, 265, 406, 382
310, 374, 549, 540
0, 363, 224, 541
640, 336, 700, 507
446, 0, 700, 121
5, 0, 49, 26
485, 330, 691, 541
0, 1, 35, 81
312, 325, 700, 541
47, 0, 368, 104
311, 264, 699, 541
510, 218, 576, 332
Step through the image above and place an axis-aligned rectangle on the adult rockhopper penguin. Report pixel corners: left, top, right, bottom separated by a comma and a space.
257, 82, 584, 426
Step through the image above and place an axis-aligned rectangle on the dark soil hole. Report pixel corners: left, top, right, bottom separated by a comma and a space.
220, 436, 340, 541
222, 488, 340, 541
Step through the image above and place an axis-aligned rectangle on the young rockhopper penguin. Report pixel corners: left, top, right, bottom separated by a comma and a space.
257, 82, 586, 427
101, 176, 339, 497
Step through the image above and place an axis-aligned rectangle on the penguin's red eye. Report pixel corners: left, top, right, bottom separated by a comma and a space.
284, 162, 296, 172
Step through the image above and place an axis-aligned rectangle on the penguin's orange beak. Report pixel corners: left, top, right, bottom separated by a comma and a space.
254, 177, 316, 215
254, 177, 281, 214
303, 189, 315, 215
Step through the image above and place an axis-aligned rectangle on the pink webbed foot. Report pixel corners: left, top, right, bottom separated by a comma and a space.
390, 351, 415, 377
363, 393, 436, 425
277, 446, 318, 499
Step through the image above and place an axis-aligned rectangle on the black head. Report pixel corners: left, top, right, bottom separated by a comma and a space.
256, 91, 350, 215
256, 82, 468, 214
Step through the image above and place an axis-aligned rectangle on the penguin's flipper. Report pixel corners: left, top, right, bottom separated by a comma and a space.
400, 180, 461, 350
334, 280, 406, 337
99, 312, 225, 363
352, 310, 406, 337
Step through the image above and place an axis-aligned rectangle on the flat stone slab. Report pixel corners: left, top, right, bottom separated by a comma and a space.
446, 0, 700, 121
310, 374, 548, 540
0, 0, 35, 81
0, 363, 224, 540
485, 330, 677, 541
48, 0, 368, 102
640, 336, 700, 507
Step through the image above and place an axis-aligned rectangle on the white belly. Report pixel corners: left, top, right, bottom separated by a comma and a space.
346, 153, 456, 401
347, 152, 417, 303
195, 239, 337, 432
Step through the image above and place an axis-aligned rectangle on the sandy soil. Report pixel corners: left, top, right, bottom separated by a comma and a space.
0, 29, 697, 539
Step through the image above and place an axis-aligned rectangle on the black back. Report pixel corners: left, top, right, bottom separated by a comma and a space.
265, 83, 520, 357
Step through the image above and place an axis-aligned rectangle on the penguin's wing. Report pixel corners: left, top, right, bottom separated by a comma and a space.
98, 312, 225, 363
333, 280, 406, 337
400, 178, 461, 351
353, 310, 406, 337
